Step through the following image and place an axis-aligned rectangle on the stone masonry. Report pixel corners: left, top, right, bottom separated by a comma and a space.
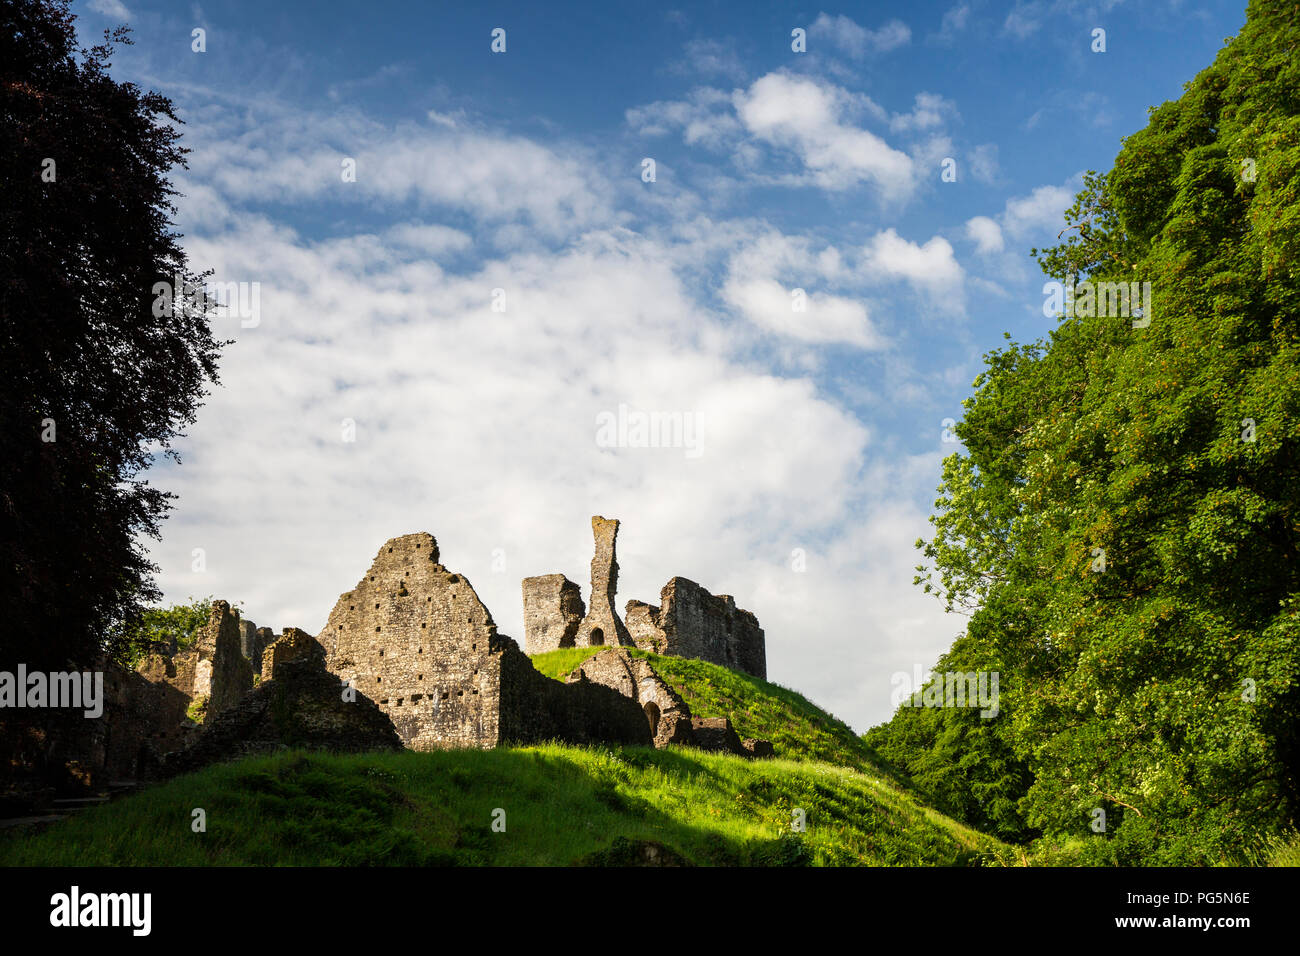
526, 518, 767, 679
572, 516, 634, 648
625, 578, 766, 680
317, 532, 650, 751
521, 574, 585, 654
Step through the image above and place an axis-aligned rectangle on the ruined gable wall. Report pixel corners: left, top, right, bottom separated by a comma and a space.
318, 533, 504, 750
521, 574, 585, 654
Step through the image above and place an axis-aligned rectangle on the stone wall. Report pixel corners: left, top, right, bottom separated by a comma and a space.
318, 532, 505, 751
568, 649, 693, 747
572, 516, 633, 648
521, 573, 585, 654
626, 577, 767, 680
192, 600, 255, 719
261, 627, 325, 683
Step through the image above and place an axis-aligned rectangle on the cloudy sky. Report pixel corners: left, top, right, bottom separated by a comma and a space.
79, 0, 1246, 731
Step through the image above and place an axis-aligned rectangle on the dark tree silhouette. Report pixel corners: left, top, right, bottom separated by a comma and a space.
0, 0, 224, 672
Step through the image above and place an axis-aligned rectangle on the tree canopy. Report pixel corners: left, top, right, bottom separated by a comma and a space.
0, 0, 223, 671
870, 0, 1300, 864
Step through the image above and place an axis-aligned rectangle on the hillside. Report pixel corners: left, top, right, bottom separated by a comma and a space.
0, 746, 1002, 866
0, 650, 1006, 866
531, 647, 882, 773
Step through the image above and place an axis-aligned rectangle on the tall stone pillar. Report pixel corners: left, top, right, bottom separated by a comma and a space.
574, 516, 633, 647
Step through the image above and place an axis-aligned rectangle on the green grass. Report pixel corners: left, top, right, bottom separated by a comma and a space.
0, 746, 1003, 866
531, 647, 883, 773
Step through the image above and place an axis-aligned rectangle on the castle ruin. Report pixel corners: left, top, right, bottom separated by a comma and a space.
7, 517, 772, 801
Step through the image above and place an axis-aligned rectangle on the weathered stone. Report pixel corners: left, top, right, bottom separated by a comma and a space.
521, 573, 585, 654
568, 649, 694, 748
572, 516, 633, 648
319, 532, 651, 751
626, 578, 766, 679
192, 601, 254, 719
261, 627, 325, 683
689, 716, 748, 756
161, 657, 402, 776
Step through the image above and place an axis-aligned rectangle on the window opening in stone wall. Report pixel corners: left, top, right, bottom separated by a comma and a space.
591, 627, 604, 646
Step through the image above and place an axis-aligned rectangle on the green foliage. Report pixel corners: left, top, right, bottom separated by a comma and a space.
185, 695, 208, 725
0, 747, 1004, 866
0, 0, 225, 673
110, 596, 213, 668
889, 0, 1300, 864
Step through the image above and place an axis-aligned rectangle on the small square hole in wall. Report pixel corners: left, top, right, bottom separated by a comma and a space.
417, 674, 423, 680
421, 623, 427, 629
376, 626, 381, 633
396, 698, 403, 706
472, 643, 476, 651
441, 691, 448, 699
377, 677, 382, 684
388, 547, 393, 553
375, 603, 379, 609
349, 605, 354, 610
467, 616, 472, 623
405, 571, 410, 577
418, 647, 423, 653
379, 649, 384, 656
381, 699, 388, 705
370, 576, 375, 581
426, 597, 431, 603
457, 690, 463, 697
472, 688, 478, 695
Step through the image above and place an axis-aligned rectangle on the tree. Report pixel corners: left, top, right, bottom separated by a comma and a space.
0, 0, 224, 672
882, 0, 1300, 863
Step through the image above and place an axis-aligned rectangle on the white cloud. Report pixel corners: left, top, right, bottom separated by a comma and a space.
809, 13, 912, 57
931, 3, 971, 44
733, 73, 915, 195
861, 228, 964, 305
88, 0, 131, 18
889, 92, 958, 134
969, 143, 999, 184
1002, 182, 1078, 239
965, 215, 1005, 254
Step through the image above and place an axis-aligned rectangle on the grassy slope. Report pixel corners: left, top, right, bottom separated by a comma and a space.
531, 647, 881, 773
0, 649, 1008, 866
0, 746, 1001, 866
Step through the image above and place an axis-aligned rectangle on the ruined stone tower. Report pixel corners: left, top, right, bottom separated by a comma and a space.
523, 516, 767, 679
573, 516, 633, 648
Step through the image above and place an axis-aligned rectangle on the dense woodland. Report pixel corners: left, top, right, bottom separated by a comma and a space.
868, 0, 1300, 864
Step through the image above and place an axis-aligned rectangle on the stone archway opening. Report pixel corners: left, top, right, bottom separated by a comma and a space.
644, 701, 661, 738
590, 627, 604, 646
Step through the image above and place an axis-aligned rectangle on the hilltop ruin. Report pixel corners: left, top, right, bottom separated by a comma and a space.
10, 517, 772, 799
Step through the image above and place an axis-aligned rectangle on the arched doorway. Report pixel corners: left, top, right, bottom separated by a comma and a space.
590, 627, 604, 646
644, 701, 661, 738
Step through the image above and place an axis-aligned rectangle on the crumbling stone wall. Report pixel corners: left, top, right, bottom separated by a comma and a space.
261, 627, 325, 683
572, 516, 633, 648
568, 649, 692, 747
317, 532, 657, 751
318, 533, 505, 751
626, 578, 767, 679
498, 643, 651, 746
521, 574, 585, 654
192, 600, 255, 719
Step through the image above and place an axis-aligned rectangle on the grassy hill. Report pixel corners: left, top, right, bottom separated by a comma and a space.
0, 746, 1002, 866
531, 647, 881, 773
0, 650, 1007, 866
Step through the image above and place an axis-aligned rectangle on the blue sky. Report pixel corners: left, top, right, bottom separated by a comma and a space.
78, 0, 1249, 730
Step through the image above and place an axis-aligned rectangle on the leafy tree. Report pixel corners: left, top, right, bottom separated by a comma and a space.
0, 0, 223, 671
109, 595, 216, 668
880, 0, 1300, 863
